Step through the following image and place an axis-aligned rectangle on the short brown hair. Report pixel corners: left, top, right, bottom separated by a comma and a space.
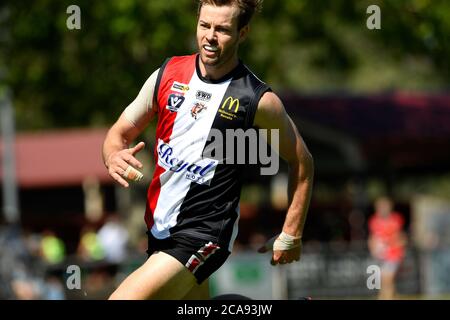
197, 0, 263, 30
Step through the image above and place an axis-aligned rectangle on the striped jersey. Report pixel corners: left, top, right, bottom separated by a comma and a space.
145, 54, 270, 251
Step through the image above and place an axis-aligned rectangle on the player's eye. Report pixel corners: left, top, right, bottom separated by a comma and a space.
217, 27, 231, 34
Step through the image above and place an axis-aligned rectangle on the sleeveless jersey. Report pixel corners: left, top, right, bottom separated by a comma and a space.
144, 54, 270, 251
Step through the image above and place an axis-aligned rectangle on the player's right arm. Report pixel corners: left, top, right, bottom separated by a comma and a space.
102, 69, 159, 187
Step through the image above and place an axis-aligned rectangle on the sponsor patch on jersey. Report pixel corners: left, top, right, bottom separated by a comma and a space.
195, 90, 212, 102
157, 139, 218, 186
191, 102, 207, 120
166, 93, 185, 112
218, 96, 239, 121
171, 81, 190, 93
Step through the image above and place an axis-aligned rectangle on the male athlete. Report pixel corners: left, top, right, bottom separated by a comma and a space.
102, 0, 314, 299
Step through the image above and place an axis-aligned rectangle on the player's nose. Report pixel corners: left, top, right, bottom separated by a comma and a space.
206, 28, 217, 42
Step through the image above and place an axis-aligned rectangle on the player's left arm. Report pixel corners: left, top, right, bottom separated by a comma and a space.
254, 91, 314, 265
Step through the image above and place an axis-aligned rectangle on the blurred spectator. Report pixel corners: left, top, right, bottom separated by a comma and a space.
97, 214, 129, 264
77, 226, 105, 261
0, 226, 47, 299
23, 230, 42, 258
10, 277, 39, 300
42, 275, 65, 300
40, 230, 66, 264
368, 197, 407, 299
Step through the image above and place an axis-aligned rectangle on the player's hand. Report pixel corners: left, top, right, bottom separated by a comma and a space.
106, 142, 145, 188
257, 233, 302, 265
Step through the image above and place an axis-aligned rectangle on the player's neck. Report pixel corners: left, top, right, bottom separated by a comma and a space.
199, 55, 239, 81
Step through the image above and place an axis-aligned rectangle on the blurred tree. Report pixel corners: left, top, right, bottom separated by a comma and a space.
0, 0, 448, 131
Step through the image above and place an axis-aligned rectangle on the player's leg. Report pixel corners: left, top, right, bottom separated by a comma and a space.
180, 243, 231, 300
116, 230, 231, 300
109, 251, 198, 300
379, 262, 399, 300
380, 271, 395, 299
182, 278, 210, 300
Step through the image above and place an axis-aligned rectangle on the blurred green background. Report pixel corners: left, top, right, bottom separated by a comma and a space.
1, 0, 449, 130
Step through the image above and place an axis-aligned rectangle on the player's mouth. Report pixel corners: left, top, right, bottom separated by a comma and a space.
203, 44, 219, 57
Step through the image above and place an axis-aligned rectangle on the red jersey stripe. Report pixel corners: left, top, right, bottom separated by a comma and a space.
144, 55, 197, 230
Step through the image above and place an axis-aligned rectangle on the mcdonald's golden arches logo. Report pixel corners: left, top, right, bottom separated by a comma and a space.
221, 96, 240, 113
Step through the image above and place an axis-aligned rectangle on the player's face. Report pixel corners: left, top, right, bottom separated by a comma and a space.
197, 4, 248, 69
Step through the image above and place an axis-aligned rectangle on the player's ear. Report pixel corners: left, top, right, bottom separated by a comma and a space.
238, 25, 249, 43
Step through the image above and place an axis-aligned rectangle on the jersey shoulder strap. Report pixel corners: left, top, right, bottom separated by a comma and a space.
153, 54, 197, 112
234, 64, 272, 129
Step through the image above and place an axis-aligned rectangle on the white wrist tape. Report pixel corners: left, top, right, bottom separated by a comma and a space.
273, 232, 302, 251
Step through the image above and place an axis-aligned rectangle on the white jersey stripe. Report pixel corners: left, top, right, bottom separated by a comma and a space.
151, 71, 233, 239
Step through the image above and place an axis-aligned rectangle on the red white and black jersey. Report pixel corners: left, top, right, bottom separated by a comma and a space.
145, 54, 270, 251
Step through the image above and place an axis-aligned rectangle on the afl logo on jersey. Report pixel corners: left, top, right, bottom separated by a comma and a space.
166, 93, 185, 112
191, 102, 207, 120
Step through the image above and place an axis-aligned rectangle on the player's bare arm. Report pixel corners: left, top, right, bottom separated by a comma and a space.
254, 91, 314, 265
102, 70, 158, 188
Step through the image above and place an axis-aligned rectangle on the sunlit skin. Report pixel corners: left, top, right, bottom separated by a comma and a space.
197, 4, 249, 80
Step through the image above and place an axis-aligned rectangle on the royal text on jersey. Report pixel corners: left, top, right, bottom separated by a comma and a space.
157, 140, 218, 185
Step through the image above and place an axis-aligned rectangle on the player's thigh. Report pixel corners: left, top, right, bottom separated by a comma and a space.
182, 278, 210, 300
109, 251, 197, 300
